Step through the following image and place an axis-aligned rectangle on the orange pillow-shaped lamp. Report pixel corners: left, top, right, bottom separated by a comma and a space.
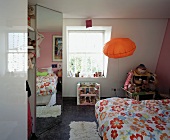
103, 38, 136, 58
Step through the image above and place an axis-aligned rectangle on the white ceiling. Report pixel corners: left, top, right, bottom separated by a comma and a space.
28, 0, 170, 18
36, 5, 62, 32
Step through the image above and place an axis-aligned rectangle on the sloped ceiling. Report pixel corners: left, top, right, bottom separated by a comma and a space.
36, 5, 62, 32
28, 0, 170, 18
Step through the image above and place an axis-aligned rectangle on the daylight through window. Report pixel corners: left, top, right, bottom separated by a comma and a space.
67, 31, 104, 78
8, 33, 27, 72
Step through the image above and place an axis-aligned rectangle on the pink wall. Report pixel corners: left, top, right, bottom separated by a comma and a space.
36, 32, 62, 72
156, 19, 170, 95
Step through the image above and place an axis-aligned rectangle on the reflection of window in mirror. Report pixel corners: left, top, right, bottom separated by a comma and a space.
8, 33, 27, 72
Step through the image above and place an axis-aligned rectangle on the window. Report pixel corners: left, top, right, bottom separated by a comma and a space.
8, 33, 27, 72
67, 26, 111, 78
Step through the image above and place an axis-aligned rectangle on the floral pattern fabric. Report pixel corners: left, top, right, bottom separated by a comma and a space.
36, 73, 58, 96
95, 97, 170, 140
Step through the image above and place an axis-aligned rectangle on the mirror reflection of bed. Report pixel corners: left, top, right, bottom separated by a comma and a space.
35, 5, 63, 136
36, 70, 62, 134
36, 68, 58, 107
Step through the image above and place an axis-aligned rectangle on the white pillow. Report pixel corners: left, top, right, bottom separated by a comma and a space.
47, 67, 53, 74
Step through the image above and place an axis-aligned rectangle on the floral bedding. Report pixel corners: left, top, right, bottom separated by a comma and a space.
95, 97, 170, 140
36, 73, 58, 96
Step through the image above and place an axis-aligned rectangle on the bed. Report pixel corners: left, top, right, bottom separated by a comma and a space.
36, 73, 58, 106
95, 97, 170, 140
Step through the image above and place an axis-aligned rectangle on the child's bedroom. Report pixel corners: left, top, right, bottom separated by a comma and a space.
0, 0, 170, 140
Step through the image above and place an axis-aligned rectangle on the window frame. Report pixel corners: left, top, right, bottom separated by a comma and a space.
7, 32, 27, 72
66, 26, 112, 78
67, 30, 105, 77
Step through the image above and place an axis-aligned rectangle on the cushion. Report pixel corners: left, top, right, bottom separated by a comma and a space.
47, 67, 53, 74
36, 71, 48, 76
37, 67, 53, 74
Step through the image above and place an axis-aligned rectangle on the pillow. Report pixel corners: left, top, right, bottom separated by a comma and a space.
36, 71, 48, 76
47, 67, 53, 74
37, 67, 53, 74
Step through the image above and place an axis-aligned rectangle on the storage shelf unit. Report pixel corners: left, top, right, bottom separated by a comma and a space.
121, 87, 155, 101
77, 82, 100, 105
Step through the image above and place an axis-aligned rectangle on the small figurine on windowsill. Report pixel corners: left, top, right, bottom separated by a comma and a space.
75, 72, 80, 77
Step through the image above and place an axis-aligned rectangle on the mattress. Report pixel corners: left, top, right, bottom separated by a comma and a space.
36, 73, 58, 96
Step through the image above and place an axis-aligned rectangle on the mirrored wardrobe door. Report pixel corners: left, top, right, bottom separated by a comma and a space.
35, 5, 63, 136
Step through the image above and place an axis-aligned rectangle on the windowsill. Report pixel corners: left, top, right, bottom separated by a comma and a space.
67, 76, 106, 78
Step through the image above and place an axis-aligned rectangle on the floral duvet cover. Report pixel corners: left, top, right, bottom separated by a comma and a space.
95, 97, 170, 140
36, 73, 58, 96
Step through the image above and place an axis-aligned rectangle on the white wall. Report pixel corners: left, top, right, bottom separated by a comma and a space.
0, 0, 27, 139
63, 18, 167, 97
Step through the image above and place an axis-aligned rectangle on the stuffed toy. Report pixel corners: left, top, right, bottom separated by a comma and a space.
28, 6, 35, 16
124, 70, 133, 90
28, 52, 35, 69
134, 64, 148, 75
124, 64, 158, 93
149, 73, 158, 91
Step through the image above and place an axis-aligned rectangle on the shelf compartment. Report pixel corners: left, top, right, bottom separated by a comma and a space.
77, 82, 100, 105
28, 46, 34, 50
80, 94, 97, 97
